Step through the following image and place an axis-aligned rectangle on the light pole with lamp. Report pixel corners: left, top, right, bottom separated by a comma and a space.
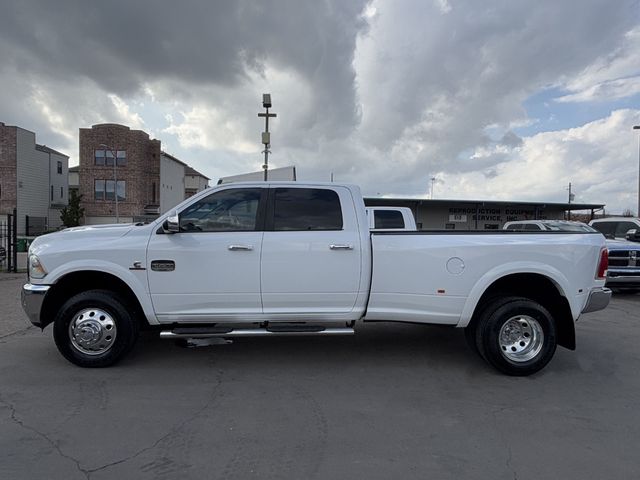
634, 126, 640, 217
100, 143, 119, 223
258, 94, 277, 181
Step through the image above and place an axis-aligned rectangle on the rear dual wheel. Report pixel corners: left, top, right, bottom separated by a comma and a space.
466, 297, 557, 376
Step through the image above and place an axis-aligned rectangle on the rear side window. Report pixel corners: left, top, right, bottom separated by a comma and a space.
273, 188, 343, 231
592, 222, 616, 237
591, 222, 617, 237
615, 222, 639, 238
374, 210, 405, 229
524, 224, 542, 231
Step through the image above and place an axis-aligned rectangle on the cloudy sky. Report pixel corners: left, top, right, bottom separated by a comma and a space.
2, 0, 640, 212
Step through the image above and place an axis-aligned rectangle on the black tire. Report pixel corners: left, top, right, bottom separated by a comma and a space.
53, 289, 139, 367
474, 296, 557, 376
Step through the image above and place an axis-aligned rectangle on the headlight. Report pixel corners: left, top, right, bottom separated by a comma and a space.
29, 254, 47, 279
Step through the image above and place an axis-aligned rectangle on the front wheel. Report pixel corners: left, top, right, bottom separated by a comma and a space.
472, 297, 557, 376
53, 290, 139, 367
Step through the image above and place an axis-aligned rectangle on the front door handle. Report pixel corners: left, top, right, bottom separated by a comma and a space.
228, 245, 253, 251
329, 244, 354, 250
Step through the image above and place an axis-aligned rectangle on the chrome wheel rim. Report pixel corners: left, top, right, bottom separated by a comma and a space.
499, 315, 544, 363
69, 308, 117, 355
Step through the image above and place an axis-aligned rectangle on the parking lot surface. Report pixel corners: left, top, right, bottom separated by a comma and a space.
1, 273, 639, 479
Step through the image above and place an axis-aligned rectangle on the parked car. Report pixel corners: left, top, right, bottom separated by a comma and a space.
605, 239, 640, 292
23, 182, 610, 375
502, 220, 597, 232
589, 217, 640, 240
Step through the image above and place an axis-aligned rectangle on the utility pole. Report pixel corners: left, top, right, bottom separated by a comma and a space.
567, 182, 574, 220
634, 126, 640, 216
258, 94, 277, 181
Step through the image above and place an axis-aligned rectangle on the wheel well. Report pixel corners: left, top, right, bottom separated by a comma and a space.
471, 273, 575, 350
40, 271, 148, 330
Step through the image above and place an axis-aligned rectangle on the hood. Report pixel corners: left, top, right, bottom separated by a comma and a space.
605, 238, 640, 250
29, 223, 140, 254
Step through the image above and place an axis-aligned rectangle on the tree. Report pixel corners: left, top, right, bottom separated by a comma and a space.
60, 190, 85, 227
622, 208, 635, 217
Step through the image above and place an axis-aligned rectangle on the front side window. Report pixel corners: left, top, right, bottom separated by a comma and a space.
273, 188, 342, 231
374, 210, 405, 229
179, 188, 262, 232
615, 222, 638, 237
524, 224, 542, 231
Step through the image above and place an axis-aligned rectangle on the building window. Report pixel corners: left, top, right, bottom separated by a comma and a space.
51, 185, 54, 201
95, 150, 105, 165
95, 180, 126, 201
445, 223, 455, 230
95, 149, 126, 166
60, 186, 63, 198
57, 161, 62, 174
152, 182, 156, 203
95, 180, 105, 200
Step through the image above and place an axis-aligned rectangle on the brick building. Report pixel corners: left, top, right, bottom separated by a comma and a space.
0, 122, 69, 235
79, 124, 209, 224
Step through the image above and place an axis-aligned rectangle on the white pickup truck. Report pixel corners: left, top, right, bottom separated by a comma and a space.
22, 182, 611, 375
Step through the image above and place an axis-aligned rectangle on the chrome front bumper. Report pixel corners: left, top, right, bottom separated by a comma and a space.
21, 283, 51, 328
581, 287, 612, 314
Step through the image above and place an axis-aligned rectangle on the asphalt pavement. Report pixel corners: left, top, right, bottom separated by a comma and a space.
1, 273, 639, 479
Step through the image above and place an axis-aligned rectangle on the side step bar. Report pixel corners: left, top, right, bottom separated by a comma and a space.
160, 327, 355, 339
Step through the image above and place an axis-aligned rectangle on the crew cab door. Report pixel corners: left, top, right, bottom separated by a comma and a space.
260, 186, 363, 315
147, 186, 266, 321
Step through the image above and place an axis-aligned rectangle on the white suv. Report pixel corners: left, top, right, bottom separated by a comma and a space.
589, 217, 640, 240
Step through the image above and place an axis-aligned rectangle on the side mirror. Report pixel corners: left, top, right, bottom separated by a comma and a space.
625, 229, 640, 243
162, 213, 180, 234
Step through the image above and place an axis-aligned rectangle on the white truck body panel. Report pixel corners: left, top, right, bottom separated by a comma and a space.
27, 181, 606, 329
366, 232, 605, 325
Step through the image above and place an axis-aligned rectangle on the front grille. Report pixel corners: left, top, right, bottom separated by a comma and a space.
607, 249, 640, 268
609, 271, 640, 278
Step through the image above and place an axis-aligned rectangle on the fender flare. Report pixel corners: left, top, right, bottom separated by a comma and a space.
456, 262, 573, 328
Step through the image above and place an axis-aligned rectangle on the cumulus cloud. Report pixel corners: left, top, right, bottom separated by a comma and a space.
558, 27, 640, 103
0, 0, 639, 213
437, 109, 640, 212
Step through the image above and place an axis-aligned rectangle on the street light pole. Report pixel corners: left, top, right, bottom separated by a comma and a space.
634, 126, 640, 216
100, 143, 119, 223
258, 94, 277, 181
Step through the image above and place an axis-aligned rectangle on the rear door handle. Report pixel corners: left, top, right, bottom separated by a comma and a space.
329, 244, 354, 250
228, 245, 253, 251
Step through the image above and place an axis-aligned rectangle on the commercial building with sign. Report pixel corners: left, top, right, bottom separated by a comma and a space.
363, 197, 604, 230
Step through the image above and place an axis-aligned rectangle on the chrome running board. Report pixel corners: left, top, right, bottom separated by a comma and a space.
160, 327, 355, 339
